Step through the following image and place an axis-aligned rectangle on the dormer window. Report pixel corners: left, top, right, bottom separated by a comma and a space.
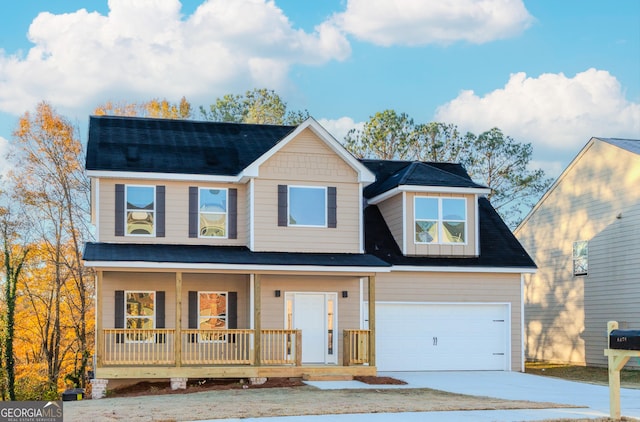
415, 197, 466, 244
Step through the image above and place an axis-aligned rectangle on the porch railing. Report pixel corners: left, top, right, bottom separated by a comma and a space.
102, 329, 175, 365
182, 329, 253, 365
260, 329, 301, 365
343, 329, 370, 365
101, 329, 302, 366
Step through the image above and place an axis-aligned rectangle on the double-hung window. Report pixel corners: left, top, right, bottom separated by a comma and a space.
126, 185, 155, 236
415, 197, 466, 244
573, 240, 588, 276
199, 188, 228, 238
125, 291, 155, 342
198, 292, 227, 342
288, 186, 327, 227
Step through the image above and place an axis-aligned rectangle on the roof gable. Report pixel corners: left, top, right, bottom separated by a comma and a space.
598, 137, 640, 155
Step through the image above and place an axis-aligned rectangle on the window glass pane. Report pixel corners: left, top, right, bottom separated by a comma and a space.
415, 198, 438, 220
126, 292, 155, 316
442, 198, 465, 220
443, 221, 465, 243
127, 186, 154, 210
200, 214, 226, 237
200, 317, 226, 330
199, 293, 226, 317
127, 211, 154, 235
289, 187, 326, 226
416, 221, 438, 243
126, 318, 154, 330
200, 189, 227, 212
573, 241, 588, 275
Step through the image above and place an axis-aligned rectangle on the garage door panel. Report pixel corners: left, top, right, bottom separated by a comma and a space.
376, 303, 509, 371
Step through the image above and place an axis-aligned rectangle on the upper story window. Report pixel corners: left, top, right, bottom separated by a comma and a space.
289, 186, 327, 227
573, 240, 588, 276
199, 188, 228, 238
126, 185, 155, 236
126, 291, 155, 342
415, 197, 466, 244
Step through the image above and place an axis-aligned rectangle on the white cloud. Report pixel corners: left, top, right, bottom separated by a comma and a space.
331, 0, 534, 46
0, 0, 351, 116
0, 136, 11, 178
318, 116, 363, 144
435, 68, 640, 151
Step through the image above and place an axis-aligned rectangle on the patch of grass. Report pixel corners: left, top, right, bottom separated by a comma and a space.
526, 361, 640, 388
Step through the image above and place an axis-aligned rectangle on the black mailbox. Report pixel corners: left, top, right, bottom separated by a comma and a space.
609, 329, 640, 350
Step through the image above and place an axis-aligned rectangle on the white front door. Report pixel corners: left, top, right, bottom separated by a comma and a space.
287, 293, 337, 364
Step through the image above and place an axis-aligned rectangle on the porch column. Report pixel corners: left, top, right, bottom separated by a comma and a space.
95, 271, 103, 369
253, 274, 262, 366
175, 272, 182, 367
368, 275, 376, 367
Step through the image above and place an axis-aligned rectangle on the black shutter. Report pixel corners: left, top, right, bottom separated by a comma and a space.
189, 187, 198, 238
115, 184, 125, 236
115, 290, 124, 343
156, 186, 165, 237
188, 291, 198, 343
155, 291, 166, 343
328, 186, 337, 228
227, 292, 237, 343
228, 188, 237, 239
277, 185, 288, 226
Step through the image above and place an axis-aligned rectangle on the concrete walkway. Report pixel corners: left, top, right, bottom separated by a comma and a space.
197, 371, 640, 421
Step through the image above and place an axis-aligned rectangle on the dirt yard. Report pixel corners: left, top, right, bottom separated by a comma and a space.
63, 377, 575, 422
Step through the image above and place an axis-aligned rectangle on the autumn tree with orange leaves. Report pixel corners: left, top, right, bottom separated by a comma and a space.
1, 101, 94, 399
94, 96, 192, 119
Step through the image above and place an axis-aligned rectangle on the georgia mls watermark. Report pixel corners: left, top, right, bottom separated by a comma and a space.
0, 401, 62, 422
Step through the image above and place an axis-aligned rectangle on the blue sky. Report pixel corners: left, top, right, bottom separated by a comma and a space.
0, 0, 638, 178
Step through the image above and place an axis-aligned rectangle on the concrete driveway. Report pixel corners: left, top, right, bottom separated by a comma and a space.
200, 371, 640, 421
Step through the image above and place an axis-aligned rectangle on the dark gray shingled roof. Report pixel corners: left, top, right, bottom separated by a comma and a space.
86, 115, 296, 175
598, 138, 640, 155
83, 242, 390, 268
360, 159, 487, 199
364, 198, 535, 268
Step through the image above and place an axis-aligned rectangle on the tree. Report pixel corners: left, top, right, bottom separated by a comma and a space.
95, 97, 192, 119
199, 88, 309, 125
344, 110, 416, 160
343, 110, 552, 228
9, 101, 93, 393
0, 203, 30, 401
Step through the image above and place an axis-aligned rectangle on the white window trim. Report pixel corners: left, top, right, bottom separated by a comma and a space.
198, 187, 229, 239
124, 290, 156, 343
197, 291, 228, 343
414, 196, 468, 245
288, 185, 328, 228
125, 185, 156, 237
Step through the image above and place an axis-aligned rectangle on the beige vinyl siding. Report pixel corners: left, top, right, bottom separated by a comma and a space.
101, 271, 249, 329
405, 192, 477, 256
516, 139, 640, 368
253, 128, 361, 253
259, 275, 361, 364
377, 193, 404, 252
375, 271, 523, 371
97, 179, 248, 246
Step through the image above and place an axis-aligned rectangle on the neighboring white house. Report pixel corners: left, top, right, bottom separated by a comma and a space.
515, 137, 640, 368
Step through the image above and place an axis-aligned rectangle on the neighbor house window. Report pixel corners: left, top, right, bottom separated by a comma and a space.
199, 292, 227, 342
126, 185, 155, 236
573, 241, 588, 276
415, 197, 466, 244
199, 188, 228, 237
125, 291, 155, 342
288, 186, 327, 227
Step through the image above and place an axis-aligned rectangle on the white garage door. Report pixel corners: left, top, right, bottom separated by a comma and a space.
375, 303, 509, 371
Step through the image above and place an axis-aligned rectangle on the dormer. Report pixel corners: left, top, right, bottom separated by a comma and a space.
361, 160, 491, 257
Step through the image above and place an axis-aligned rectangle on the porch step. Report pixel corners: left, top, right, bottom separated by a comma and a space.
302, 374, 354, 382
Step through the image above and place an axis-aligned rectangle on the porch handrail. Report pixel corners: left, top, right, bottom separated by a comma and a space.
102, 329, 175, 365
343, 329, 370, 365
181, 329, 253, 365
261, 329, 301, 366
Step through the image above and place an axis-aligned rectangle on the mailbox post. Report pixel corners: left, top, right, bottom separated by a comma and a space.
604, 321, 640, 420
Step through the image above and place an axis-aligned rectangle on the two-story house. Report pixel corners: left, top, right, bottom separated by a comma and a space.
83, 115, 535, 397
